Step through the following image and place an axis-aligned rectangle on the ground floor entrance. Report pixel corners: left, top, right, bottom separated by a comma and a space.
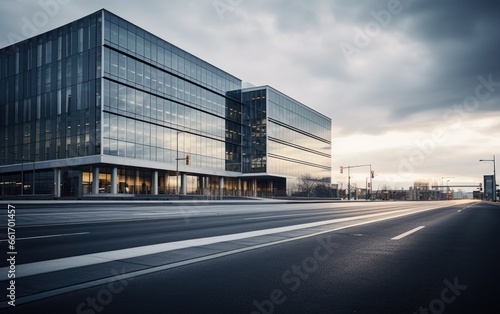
0, 164, 287, 199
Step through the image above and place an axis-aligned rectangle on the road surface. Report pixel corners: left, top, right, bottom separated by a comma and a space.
0, 200, 498, 313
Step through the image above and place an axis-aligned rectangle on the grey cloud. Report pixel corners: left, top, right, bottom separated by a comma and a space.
0, 0, 498, 139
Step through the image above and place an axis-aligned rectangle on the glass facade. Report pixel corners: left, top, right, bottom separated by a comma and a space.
0, 11, 102, 165
241, 89, 267, 173
101, 10, 242, 172
0, 9, 331, 198
267, 88, 331, 182
241, 87, 332, 192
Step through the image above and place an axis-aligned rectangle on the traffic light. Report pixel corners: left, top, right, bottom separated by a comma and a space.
479, 182, 482, 191
340, 166, 344, 174
371, 170, 375, 178
368, 182, 371, 188
185, 154, 190, 165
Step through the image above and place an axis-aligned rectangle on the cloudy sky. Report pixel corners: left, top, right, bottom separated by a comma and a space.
1, 0, 499, 192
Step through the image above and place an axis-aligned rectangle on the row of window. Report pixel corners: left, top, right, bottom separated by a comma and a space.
2, 106, 99, 163
1, 49, 100, 107
268, 89, 330, 129
268, 140, 331, 169
267, 156, 331, 180
103, 11, 240, 94
104, 48, 229, 117
268, 103, 331, 142
268, 100, 331, 142
103, 138, 226, 171
0, 12, 101, 79
268, 122, 331, 156
103, 112, 227, 163
2, 82, 100, 131
5, 131, 95, 163
84, 169, 209, 195
103, 80, 226, 140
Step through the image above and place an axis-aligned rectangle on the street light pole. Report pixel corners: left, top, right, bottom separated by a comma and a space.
369, 164, 373, 200
1, 159, 4, 198
33, 159, 35, 195
176, 131, 180, 195
344, 164, 372, 201
365, 177, 368, 200
348, 166, 351, 200
32, 154, 38, 195
21, 157, 24, 196
447, 180, 450, 200
441, 177, 455, 200
176, 131, 185, 195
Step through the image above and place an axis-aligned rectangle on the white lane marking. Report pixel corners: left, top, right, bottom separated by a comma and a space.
132, 212, 194, 216
459, 203, 478, 212
21, 212, 117, 216
391, 226, 426, 240
245, 213, 314, 220
0, 232, 89, 242
0, 203, 456, 280
131, 211, 218, 216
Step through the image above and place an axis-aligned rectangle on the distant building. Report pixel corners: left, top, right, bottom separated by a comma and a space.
0, 9, 332, 198
473, 191, 483, 200
409, 180, 439, 200
453, 190, 465, 199
483, 175, 496, 201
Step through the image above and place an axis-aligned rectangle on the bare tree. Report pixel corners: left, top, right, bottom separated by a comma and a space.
381, 184, 391, 191
297, 174, 318, 197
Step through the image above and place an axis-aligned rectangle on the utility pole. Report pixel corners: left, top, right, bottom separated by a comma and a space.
176, 131, 184, 195
343, 164, 372, 201
348, 166, 350, 200
21, 157, 24, 196
33, 154, 38, 195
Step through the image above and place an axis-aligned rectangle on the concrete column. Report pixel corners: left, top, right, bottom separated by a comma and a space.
152, 171, 158, 195
136, 170, 140, 194
252, 178, 257, 197
181, 173, 187, 195
219, 177, 225, 200
270, 180, 274, 197
111, 167, 118, 194
164, 173, 169, 194
54, 169, 61, 198
92, 167, 100, 195
204, 176, 210, 196
238, 178, 242, 197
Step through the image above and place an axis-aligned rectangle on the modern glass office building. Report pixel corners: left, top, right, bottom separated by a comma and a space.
0, 9, 331, 198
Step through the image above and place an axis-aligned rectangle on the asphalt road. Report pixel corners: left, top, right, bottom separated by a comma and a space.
0, 201, 457, 263
1, 200, 499, 313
